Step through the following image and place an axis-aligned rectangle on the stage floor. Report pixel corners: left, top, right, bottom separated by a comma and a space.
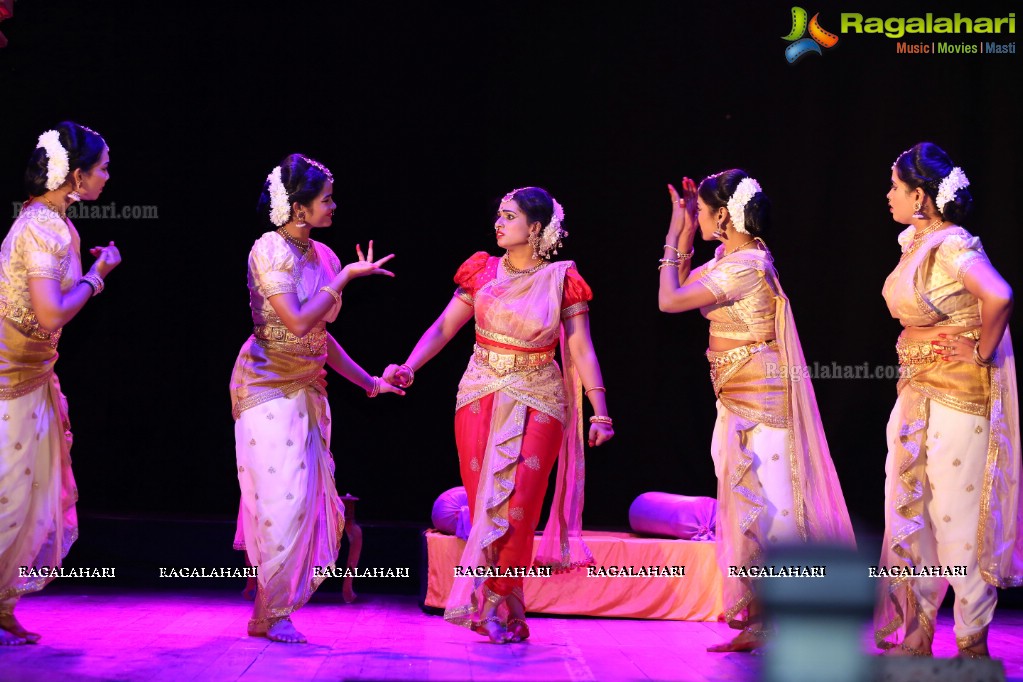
3, 588, 1023, 682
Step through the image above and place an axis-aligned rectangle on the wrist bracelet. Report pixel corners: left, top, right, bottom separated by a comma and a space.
80, 273, 104, 297
664, 245, 694, 260
367, 376, 381, 398
589, 415, 613, 426
973, 341, 994, 367
320, 285, 342, 306
399, 364, 416, 387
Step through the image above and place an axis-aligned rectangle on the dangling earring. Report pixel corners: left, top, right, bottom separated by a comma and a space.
295, 211, 307, 228
912, 200, 926, 220
527, 231, 541, 259
713, 218, 727, 240
68, 182, 83, 203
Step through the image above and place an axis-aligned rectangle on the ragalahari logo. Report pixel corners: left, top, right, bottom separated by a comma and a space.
782, 7, 839, 63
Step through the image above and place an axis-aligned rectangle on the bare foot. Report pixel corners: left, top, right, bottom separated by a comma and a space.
0, 629, 27, 646
247, 618, 268, 637
241, 577, 257, 601
507, 618, 529, 642
342, 579, 357, 604
475, 619, 512, 644
0, 612, 40, 644
707, 627, 768, 653
266, 618, 307, 643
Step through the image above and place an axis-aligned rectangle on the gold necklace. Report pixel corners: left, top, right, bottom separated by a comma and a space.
724, 238, 756, 256
502, 254, 547, 275
41, 199, 68, 220
900, 219, 945, 261
277, 227, 311, 254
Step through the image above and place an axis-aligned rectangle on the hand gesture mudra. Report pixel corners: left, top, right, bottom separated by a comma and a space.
666, 177, 698, 235
342, 240, 395, 279
88, 241, 121, 278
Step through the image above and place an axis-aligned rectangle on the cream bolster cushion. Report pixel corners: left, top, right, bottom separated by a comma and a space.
431, 486, 472, 540
628, 492, 717, 540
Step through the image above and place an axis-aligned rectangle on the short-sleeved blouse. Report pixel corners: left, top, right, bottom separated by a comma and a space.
452, 251, 593, 320
882, 226, 987, 329
695, 246, 776, 342
0, 206, 82, 309
246, 232, 342, 327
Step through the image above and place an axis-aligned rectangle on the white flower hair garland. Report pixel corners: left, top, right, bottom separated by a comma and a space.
936, 166, 969, 215
537, 197, 567, 259
726, 177, 761, 235
267, 166, 291, 227
36, 130, 70, 191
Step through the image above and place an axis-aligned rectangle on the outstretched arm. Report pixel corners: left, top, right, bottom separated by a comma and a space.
384, 297, 475, 386
327, 333, 404, 396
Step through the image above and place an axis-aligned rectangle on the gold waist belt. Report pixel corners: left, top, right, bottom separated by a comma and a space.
0, 298, 62, 348
896, 329, 979, 366
473, 344, 555, 376
706, 340, 776, 369
253, 324, 327, 354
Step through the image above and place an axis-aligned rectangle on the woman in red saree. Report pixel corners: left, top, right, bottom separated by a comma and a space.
385, 187, 614, 643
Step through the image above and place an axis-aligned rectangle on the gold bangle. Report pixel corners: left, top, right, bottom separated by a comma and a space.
589, 415, 613, 426
663, 245, 694, 260
973, 341, 994, 367
80, 273, 104, 296
399, 364, 416, 387
366, 376, 381, 398
584, 386, 606, 395
319, 285, 342, 306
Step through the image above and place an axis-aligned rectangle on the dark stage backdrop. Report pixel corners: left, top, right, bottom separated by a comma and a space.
0, 1, 1019, 536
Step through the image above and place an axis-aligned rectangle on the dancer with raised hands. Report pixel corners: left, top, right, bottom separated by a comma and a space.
657, 171, 854, 652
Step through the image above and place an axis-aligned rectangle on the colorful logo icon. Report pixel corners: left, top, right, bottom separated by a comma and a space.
782, 7, 839, 63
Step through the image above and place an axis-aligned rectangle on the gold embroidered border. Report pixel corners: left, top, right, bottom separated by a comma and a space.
956, 252, 987, 284
25, 266, 63, 281
956, 627, 988, 650
0, 371, 54, 400
697, 273, 726, 304
560, 302, 589, 320
231, 376, 322, 420
474, 325, 553, 350
0, 298, 62, 348
253, 324, 327, 355
262, 282, 298, 298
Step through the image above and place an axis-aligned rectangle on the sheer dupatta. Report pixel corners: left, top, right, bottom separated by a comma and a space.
767, 262, 856, 545
444, 261, 592, 629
